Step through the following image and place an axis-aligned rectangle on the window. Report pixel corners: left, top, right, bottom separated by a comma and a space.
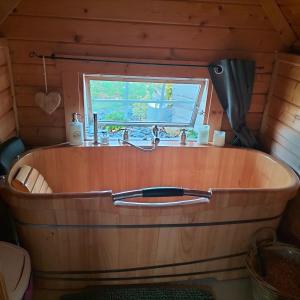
83, 74, 209, 140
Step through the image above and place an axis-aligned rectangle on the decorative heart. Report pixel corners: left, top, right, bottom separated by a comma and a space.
35, 92, 61, 115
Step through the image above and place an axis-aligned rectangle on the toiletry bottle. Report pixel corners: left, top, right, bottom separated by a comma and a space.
180, 129, 187, 145
68, 113, 84, 146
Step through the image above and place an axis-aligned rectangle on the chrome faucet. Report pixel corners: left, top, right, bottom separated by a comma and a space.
93, 113, 98, 144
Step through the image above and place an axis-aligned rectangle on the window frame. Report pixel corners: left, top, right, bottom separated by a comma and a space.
83, 74, 209, 129
58, 57, 224, 143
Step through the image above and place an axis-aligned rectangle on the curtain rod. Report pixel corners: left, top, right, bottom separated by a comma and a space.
29, 51, 264, 71
29, 51, 216, 68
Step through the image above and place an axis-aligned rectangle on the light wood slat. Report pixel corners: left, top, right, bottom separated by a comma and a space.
277, 61, 300, 82
18, 107, 65, 127
273, 75, 300, 107
12, 0, 273, 29
0, 88, 12, 117
267, 96, 300, 132
24, 167, 38, 192
0, 16, 284, 52
0, 47, 7, 66
32, 174, 44, 193
0, 110, 16, 142
259, 0, 297, 47
39, 180, 48, 193
278, 52, 300, 65
19, 126, 66, 146
266, 139, 300, 174
13, 165, 31, 185
46, 186, 52, 193
8, 40, 275, 73
261, 116, 300, 159
0, 65, 10, 92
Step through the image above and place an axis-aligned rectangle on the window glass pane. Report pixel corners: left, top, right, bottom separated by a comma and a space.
84, 75, 208, 140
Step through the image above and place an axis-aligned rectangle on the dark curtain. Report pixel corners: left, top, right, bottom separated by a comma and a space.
208, 59, 259, 149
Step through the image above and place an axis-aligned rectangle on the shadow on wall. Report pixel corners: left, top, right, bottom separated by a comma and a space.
278, 191, 300, 248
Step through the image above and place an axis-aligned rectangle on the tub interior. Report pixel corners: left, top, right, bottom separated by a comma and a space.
8, 146, 296, 193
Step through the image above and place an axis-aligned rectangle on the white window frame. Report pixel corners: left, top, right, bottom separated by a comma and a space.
83, 74, 209, 128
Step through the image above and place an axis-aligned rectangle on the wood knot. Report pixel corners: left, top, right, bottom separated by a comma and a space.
83, 8, 88, 13
218, 5, 223, 11
141, 32, 148, 39
74, 34, 82, 43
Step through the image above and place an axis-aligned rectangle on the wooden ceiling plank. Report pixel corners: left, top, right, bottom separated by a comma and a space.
260, 0, 297, 47
0, 0, 22, 25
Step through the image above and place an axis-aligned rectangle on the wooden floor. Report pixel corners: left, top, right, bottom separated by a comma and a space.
33, 278, 253, 300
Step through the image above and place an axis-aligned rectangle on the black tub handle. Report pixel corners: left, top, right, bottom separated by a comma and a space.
112, 187, 211, 207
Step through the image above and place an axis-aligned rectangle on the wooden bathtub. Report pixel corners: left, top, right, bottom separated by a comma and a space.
4, 145, 300, 289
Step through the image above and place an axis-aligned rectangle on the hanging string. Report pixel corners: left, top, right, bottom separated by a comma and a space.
42, 56, 48, 94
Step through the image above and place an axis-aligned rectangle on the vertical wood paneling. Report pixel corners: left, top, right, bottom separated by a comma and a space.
260, 52, 300, 247
0, 42, 17, 142
0, 0, 286, 146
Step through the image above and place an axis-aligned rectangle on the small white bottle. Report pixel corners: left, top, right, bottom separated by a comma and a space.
68, 113, 84, 146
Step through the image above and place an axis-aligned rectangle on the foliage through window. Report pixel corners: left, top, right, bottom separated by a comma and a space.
83, 75, 209, 140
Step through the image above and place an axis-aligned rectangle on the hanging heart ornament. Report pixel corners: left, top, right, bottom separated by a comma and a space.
35, 91, 61, 115
34, 56, 61, 114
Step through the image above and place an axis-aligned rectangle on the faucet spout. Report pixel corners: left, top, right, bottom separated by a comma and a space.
118, 139, 157, 152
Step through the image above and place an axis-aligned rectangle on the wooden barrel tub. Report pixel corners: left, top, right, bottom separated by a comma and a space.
4, 145, 300, 289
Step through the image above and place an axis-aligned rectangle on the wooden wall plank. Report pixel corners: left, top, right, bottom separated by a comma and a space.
260, 0, 297, 47
18, 107, 65, 127
0, 0, 22, 25
0, 65, 10, 91
260, 53, 300, 174
273, 76, 300, 107
267, 96, 300, 132
0, 16, 284, 52
266, 139, 300, 174
15, 86, 63, 107
0, 47, 7, 66
0, 88, 12, 117
12, 0, 273, 29
12, 63, 61, 87
0, 110, 16, 142
19, 126, 65, 146
8, 40, 275, 73
261, 115, 300, 157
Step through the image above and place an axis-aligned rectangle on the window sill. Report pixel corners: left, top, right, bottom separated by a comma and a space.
77, 140, 226, 148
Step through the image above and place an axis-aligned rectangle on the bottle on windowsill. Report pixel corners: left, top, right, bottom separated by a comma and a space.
68, 113, 84, 146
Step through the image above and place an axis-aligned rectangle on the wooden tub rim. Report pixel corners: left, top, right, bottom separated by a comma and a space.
6, 144, 300, 198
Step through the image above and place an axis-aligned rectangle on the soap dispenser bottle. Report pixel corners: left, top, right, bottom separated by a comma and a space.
68, 113, 84, 146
